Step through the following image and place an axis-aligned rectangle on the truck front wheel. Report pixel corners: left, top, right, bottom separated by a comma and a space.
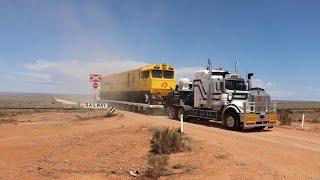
223, 112, 241, 131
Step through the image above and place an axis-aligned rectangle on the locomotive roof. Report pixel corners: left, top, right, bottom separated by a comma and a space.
102, 64, 175, 78
140, 64, 174, 71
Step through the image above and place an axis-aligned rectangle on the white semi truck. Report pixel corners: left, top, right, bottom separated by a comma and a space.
165, 60, 277, 130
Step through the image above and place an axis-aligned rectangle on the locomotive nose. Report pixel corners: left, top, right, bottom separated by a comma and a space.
161, 82, 169, 89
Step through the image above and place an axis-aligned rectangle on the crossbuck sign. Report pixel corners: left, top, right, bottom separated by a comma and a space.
90, 74, 102, 82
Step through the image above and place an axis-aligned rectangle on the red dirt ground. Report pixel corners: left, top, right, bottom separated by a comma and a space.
0, 110, 319, 179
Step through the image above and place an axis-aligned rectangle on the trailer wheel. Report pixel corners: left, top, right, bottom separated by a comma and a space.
168, 106, 178, 120
223, 112, 240, 131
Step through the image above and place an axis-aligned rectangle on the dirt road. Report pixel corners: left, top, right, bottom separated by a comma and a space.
147, 116, 320, 179
0, 110, 319, 179
54, 98, 79, 105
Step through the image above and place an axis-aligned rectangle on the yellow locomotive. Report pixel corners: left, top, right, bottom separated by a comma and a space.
99, 64, 176, 104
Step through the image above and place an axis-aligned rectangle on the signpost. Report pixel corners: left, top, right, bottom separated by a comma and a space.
83, 102, 116, 117
87, 74, 117, 117
92, 82, 99, 89
89, 74, 102, 102
301, 113, 305, 128
84, 102, 108, 109
180, 114, 184, 133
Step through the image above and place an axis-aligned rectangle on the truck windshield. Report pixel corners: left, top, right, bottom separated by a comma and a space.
152, 70, 162, 78
163, 71, 174, 79
225, 80, 246, 91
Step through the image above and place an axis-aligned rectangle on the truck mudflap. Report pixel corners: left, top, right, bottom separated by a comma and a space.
241, 113, 278, 129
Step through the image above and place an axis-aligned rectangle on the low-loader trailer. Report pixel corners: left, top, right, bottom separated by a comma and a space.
165, 60, 277, 130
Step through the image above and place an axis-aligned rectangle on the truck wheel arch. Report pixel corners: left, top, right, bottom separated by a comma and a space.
175, 105, 192, 121
222, 104, 241, 117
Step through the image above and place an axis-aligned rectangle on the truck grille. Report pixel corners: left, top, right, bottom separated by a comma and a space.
247, 95, 276, 114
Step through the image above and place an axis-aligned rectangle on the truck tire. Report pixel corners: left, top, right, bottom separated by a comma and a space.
223, 112, 241, 131
255, 126, 266, 130
177, 107, 187, 121
168, 106, 178, 120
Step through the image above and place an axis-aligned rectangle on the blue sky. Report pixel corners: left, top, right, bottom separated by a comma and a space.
0, 0, 320, 100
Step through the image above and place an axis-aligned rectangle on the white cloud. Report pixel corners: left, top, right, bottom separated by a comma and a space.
252, 78, 273, 89
175, 66, 203, 80
1, 58, 147, 94
31, 59, 145, 93
306, 86, 320, 93
252, 78, 296, 100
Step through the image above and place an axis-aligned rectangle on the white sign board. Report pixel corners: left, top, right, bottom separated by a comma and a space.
84, 102, 108, 109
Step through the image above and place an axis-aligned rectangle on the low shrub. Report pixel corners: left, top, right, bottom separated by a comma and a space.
277, 109, 293, 125
150, 127, 190, 155
144, 155, 169, 178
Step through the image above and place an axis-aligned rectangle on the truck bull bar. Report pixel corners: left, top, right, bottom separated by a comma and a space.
242, 102, 278, 129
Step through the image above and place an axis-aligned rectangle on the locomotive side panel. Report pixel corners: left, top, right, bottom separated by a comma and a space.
100, 64, 175, 104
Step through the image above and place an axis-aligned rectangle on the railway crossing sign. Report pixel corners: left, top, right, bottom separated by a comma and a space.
90, 74, 101, 89
90, 74, 102, 82
84, 102, 108, 109
92, 82, 99, 89
89, 74, 102, 102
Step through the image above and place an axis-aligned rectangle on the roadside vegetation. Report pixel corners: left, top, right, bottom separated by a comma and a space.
277, 109, 293, 125
150, 127, 190, 154
144, 127, 190, 179
277, 108, 320, 126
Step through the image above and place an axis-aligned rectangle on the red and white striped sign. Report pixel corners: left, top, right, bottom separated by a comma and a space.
90, 74, 102, 82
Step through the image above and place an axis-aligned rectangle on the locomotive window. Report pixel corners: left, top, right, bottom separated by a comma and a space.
152, 70, 162, 78
163, 71, 174, 79
141, 70, 150, 79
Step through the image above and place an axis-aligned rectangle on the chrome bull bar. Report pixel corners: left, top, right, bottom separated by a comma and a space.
242, 102, 278, 129
244, 102, 277, 114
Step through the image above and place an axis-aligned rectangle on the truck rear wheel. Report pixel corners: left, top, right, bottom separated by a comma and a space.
177, 107, 187, 121
255, 126, 266, 130
168, 106, 178, 120
223, 112, 241, 131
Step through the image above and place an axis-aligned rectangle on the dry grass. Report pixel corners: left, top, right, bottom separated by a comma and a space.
143, 127, 191, 178
276, 101, 320, 124
277, 109, 293, 125
144, 155, 170, 178
150, 127, 190, 155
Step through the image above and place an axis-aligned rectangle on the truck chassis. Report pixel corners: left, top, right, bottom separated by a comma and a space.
168, 102, 277, 130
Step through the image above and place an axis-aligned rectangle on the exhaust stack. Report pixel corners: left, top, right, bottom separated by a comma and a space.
247, 73, 254, 90
207, 59, 212, 108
